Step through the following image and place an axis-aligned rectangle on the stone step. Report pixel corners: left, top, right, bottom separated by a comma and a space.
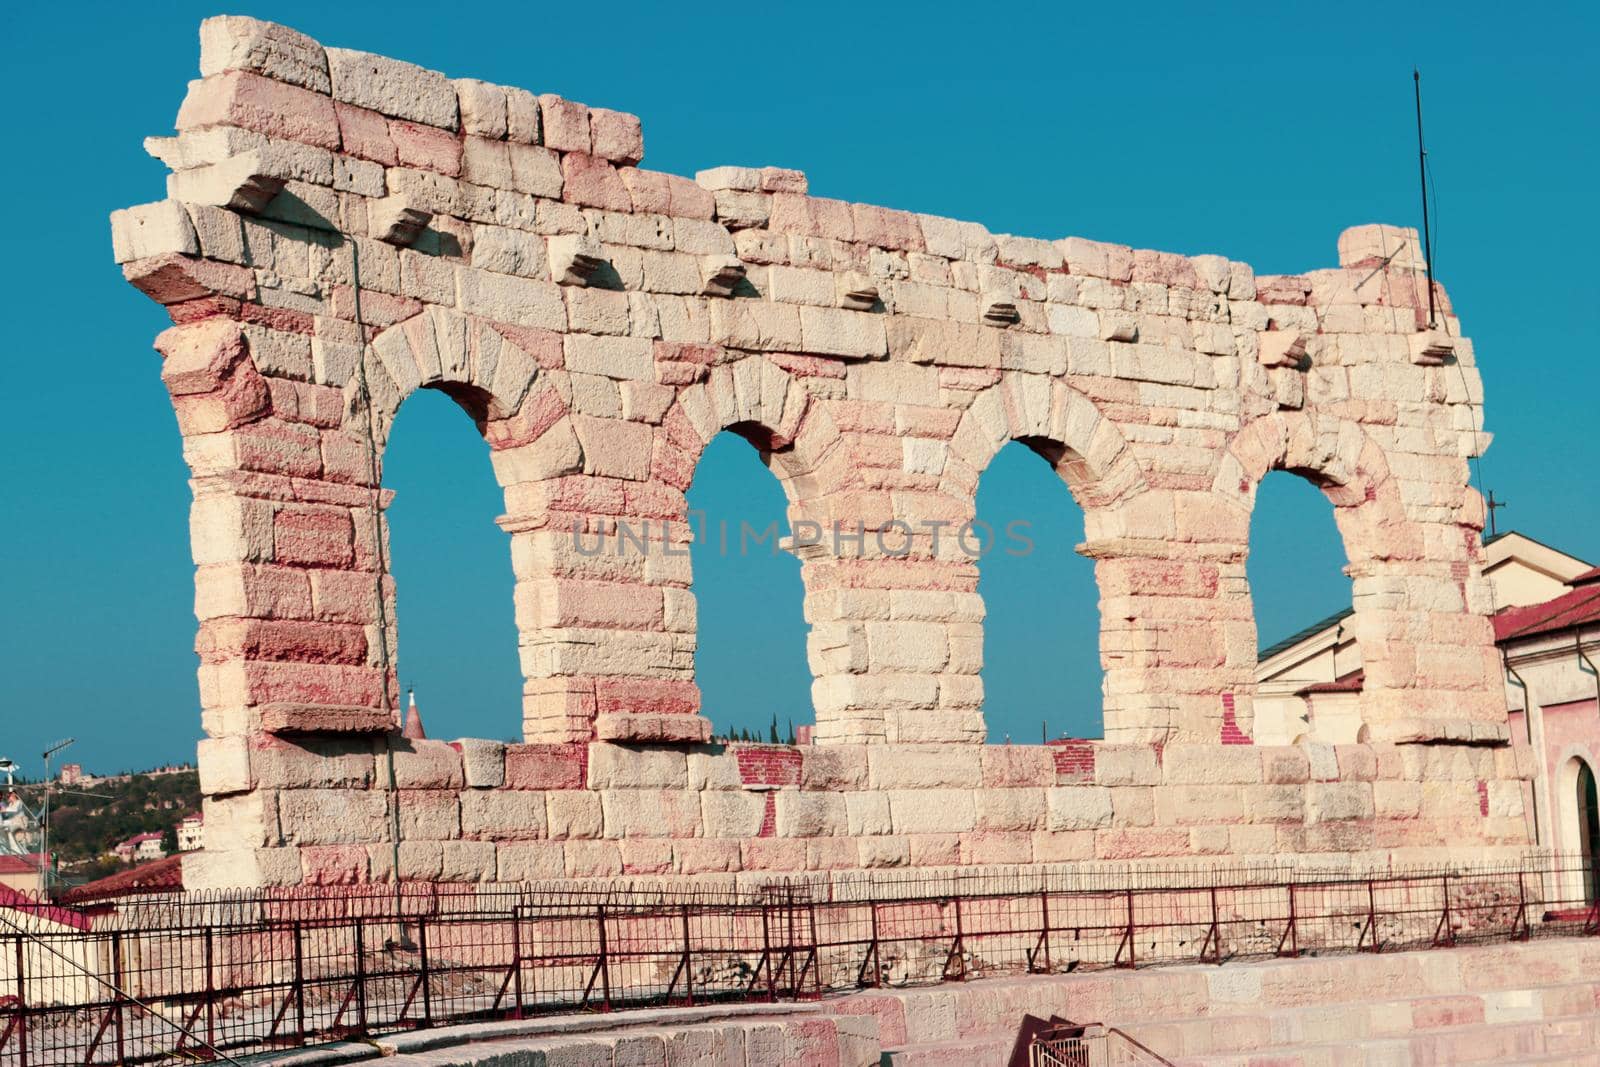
881, 1033, 1015, 1066
1169, 1014, 1600, 1066
1115, 976, 1600, 1060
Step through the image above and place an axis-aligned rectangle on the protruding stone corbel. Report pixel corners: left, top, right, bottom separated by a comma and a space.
982, 297, 1020, 326
1099, 311, 1139, 343
368, 194, 433, 247
1409, 328, 1456, 366
549, 233, 606, 286
1258, 329, 1309, 368
701, 254, 746, 297
167, 150, 288, 214
839, 273, 880, 312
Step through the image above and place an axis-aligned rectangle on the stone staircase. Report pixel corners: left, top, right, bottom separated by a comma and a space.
860, 938, 1600, 1066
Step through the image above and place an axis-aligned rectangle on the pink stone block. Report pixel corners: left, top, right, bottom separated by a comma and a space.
334, 102, 397, 165
388, 121, 459, 177
537, 94, 591, 153
561, 152, 632, 212
589, 108, 643, 165
504, 743, 588, 789
177, 70, 340, 149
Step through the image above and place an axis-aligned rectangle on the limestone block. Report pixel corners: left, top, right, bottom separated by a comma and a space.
590, 108, 644, 165
587, 744, 688, 789
168, 151, 288, 215
388, 740, 465, 789
803, 747, 869, 790
367, 194, 432, 247
1307, 781, 1375, 824
695, 166, 761, 191
1092, 745, 1160, 787
200, 16, 331, 94
545, 791, 603, 839
700, 254, 747, 297
460, 789, 547, 839
455, 738, 505, 788
197, 736, 253, 796
325, 48, 458, 128
1161, 744, 1261, 785
975, 789, 1046, 832
1045, 786, 1114, 831
1259, 330, 1308, 368
701, 791, 766, 837
494, 842, 565, 882
453, 78, 508, 139
538, 95, 592, 153
774, 792, 847, 837
549, 232, 606, 286
888, 789, 974, 834
600, 788, 702, 838
866, 745, 981, 789
1409, 329, 1456, 366
277, 789, 387, 845
111, 200, 200, 264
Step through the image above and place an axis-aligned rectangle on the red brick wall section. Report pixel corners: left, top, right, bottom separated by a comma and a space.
1221, 694, 1253, 745
1048, 740, 1096, 784
736, 745, 803, 788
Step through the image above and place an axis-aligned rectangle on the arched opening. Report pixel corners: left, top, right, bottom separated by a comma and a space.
686, 429, 809, 743
382, 387, 521, 741
1578, 759, 1600, 904
1248, 470, 1358, 745
975, 439, 1100, 743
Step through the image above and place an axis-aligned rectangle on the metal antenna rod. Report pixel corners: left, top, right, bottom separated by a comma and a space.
1413, 68, 1437, 328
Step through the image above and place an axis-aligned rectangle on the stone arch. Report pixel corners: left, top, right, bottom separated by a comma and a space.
331, 307, 549, 741
345, 306, 545, 456
656, 355, 825, 504
943, 376, 1167, 742
943, 375, 1149, 518
1223, 410, 1416, 741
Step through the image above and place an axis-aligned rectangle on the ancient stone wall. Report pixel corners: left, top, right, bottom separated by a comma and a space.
114, 17, 1526, 888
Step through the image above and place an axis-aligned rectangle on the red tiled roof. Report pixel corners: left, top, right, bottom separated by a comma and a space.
1571, 566, 1600, 587
1494, 585, 1600, 643
1297, 669, 1366, 696
59, 854, 184, 905
0, 853, 46, 875
0, 883, 91, 930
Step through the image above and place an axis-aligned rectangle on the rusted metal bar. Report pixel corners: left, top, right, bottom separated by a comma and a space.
355, 922, 369, 1034
1114, 890, 1136, 969
1432, 874, 1456, 948
418, 918, 433, 1027
942, 897, 966, 981
857, 902, 881, 988
1358, 879, 1379, 953
15, 934, 29, 1067
1277, 884, 1299, 958
293, 920, 307, 1044
112, 932, 126, 1066
1200, 886, 1222, 964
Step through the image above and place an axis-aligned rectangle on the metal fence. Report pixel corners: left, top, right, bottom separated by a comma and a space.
2, 854, 1597, 1065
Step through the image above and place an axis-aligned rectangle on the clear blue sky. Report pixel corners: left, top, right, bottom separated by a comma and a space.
2, 1, 1595, 773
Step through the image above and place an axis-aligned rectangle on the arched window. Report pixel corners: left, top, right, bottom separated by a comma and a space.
974, 440, 1100, 742
383, 388, 521, 741
1578, 760, 1600, 904
1249, 471, 1358, 745
686, 430, 809, 743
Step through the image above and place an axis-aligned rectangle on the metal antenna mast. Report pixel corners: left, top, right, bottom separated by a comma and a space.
1413, 69, 1437, 327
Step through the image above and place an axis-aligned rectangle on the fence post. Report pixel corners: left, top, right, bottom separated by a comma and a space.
596, 905, 612, 1012
204, 927, 216, 1052
111, 932, 127, 1066
354, 922, 368, 1034
510, 911, 524, 1019
680, 904, 694, 1007
292, 920, 306, 1045
418, 917, 433, 1027
14, 934, 28, 1067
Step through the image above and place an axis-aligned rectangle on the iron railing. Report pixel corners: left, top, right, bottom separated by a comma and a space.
1, 853, 1597, 1065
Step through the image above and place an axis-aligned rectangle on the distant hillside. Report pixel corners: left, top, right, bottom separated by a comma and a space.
16, 770, 200, 883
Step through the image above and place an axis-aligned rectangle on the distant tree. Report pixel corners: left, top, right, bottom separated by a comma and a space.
768, 715, 779, 744
785, 718, 796, 746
